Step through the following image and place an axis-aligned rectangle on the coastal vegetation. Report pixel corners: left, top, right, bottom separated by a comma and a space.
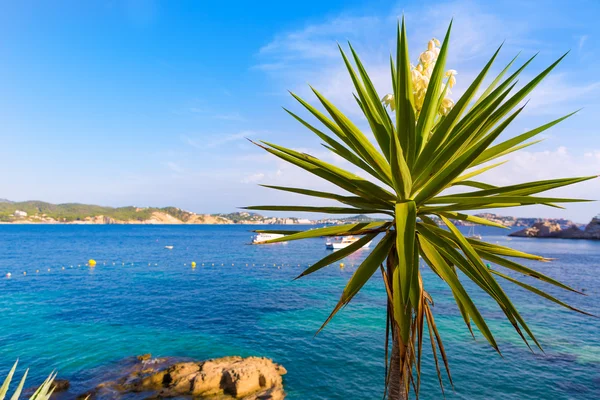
249, 19, 595, 400
0, 361, 55, 400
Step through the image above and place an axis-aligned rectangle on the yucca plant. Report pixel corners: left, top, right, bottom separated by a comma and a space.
247, 18, 595, 399
0, 361, 56, 400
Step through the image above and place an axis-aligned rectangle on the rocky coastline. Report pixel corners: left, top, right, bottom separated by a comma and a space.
509, 216, 600, 240
28, 355, 286, 400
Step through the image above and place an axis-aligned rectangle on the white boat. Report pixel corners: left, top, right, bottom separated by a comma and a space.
467, 226, 482, 240
326, 235, 371, 250
253, 233, 286, 244
164, 246, 174, 250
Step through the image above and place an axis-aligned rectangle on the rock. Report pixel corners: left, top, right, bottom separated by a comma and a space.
509, 221, 563, 238
509, 216, 600, 240
555, 224, 585, 238
82, 355, 286, 399
582, 216, 600, 238
24, 378, 70, 398
52, 379, 71, 392
136, 353, 152, 362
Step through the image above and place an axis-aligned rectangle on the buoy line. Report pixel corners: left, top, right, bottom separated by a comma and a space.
4, 259, 365, 278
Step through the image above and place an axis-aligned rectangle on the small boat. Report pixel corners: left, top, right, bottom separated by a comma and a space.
253, 233, 286, 244
467, 226, 482, 240
326, 235, 371, 250
164, 246, 174, 250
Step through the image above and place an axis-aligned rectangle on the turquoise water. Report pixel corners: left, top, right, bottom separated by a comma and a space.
0, 225, 599, 399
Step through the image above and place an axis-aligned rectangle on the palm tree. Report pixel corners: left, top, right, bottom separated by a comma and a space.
247, 19, 594, 400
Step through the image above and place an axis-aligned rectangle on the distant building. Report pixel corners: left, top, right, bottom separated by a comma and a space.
14, 210, 27, 218
297, 218, 312, 224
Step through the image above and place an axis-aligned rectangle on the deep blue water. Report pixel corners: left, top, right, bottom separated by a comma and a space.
0, 225, 599, 399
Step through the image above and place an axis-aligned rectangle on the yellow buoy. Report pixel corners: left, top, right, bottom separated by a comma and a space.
340, 263, 345, 268
191, 261, 197, 268
23, 271, 26, 276
36, 269, 39, 273
89, 259, 97, 267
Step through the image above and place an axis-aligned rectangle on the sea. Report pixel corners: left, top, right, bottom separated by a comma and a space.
0, 225, 598, 399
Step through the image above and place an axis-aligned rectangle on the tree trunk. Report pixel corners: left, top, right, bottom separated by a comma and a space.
387, 329, 407, 400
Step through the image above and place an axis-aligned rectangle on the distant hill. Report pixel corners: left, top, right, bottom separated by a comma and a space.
214, 212, 266, 223
339, 214, 385, 223
0, 200, 306, 225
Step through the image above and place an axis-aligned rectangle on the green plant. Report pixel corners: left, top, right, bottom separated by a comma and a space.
247, 19, 594, 400
0, 361, 56, 400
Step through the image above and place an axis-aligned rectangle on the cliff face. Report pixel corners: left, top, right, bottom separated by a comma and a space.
509, 216, 600, 240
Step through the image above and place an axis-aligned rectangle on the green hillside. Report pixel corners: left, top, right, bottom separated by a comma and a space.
0, 201, 181, 222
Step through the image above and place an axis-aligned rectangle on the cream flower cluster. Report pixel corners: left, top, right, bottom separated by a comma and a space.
382, 38, 456, 117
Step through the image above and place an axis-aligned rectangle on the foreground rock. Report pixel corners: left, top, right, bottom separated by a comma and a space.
509, 216, 600, 240
80, 355, 286, 399
24, 379, 70, 397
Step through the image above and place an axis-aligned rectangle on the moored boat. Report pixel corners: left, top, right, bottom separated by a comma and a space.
325, 235, 371, 250
467, 226, 482, 240
253, 233, 286, 244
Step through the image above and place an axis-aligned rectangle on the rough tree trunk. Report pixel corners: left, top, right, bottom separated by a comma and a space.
387, 328, 407, 400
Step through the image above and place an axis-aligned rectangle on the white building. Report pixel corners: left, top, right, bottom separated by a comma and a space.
14, 210, 27, 218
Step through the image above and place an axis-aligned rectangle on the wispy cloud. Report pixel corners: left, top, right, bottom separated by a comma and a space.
241, 172, 265, 184
257, 1, 594, 111
213, 112, 247, 122
181, 130, 256, 150
524, 73, 600, 115
578, 35, 588, 51
163, 161, 184, 173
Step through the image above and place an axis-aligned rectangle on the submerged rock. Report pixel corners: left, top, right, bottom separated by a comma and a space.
24, 378, 70, 398
80, 355, 286, 399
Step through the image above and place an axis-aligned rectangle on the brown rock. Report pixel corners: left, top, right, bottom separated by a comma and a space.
82, 355, 286, 399
136, 353, 152, 362
509, 221, 563, 238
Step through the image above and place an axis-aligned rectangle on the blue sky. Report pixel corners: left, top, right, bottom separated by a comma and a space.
1, 0, 599, 221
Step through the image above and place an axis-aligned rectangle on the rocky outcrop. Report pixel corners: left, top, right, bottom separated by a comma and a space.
509, 221, 563, 237
581, 216, 600, 239
24, 379, 70, 397
509, 216, 600, 240
79, 355, 286, 399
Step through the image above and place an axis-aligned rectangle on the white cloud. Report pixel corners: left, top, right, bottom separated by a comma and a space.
241, 172, 265, 184
256, 0, 595, 121
524, 73, 600, 115
182, 130, 256, 149
578, 35, 588, 51
164, 161, 184, 173
213, 112, 246, 122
